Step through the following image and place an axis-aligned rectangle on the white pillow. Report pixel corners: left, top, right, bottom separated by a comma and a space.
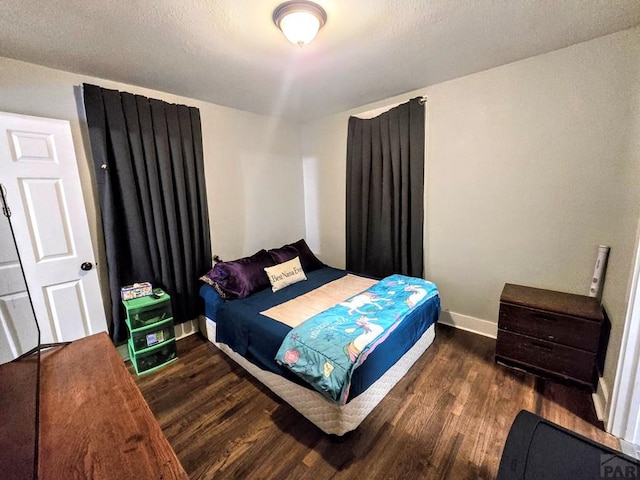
264, 256, 307, 292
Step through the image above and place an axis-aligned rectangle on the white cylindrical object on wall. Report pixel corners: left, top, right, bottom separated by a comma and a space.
589, 245, 610, 299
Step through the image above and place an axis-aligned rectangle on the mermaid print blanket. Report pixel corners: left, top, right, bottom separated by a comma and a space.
275, 274, 439, 404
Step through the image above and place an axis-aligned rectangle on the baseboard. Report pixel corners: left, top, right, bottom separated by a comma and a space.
174, 318, 200, 340
439, 310, 498, 339
620, 439, 640, 460
116, 318, 201, 362
116, 342, 129, 361
593, 376, 610, 424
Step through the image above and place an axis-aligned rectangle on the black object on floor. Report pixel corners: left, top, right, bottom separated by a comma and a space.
497, 410, 639, 480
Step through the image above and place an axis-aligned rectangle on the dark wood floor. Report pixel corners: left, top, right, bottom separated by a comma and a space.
131, 324, 618, 479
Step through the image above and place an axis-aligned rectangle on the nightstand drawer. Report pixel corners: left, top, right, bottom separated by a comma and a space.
496, 330, 596, 384
129, 339, 177, 375
499, 303, 601, 352
128, 301, 172, 329
127, 317, 175, 352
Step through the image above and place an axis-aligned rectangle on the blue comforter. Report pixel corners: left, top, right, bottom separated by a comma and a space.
275, 275, 439, 404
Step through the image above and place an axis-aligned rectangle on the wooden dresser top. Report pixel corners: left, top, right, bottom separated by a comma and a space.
500, 283, 604, 322
38, 332, 187, 480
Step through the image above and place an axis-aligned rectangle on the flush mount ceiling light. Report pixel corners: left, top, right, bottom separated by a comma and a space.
273, 1, 327, 47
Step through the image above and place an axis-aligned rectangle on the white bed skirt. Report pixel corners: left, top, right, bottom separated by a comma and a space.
198, 315, 436, 436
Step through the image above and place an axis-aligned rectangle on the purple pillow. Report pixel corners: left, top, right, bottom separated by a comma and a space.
267, 244, 298, 264
200, 249, 275, 299
268, 239, 324, 272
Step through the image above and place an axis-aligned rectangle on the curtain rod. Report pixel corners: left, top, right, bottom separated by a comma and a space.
419, 96, 427, 105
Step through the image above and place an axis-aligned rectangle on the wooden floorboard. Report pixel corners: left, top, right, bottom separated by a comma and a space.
131, 324, 618, 479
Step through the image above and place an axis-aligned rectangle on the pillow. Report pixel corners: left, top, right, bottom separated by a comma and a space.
264, 256, 307, 292
268, 239, 324, 272
199, 249, 275, 299
267, 244, 298, 264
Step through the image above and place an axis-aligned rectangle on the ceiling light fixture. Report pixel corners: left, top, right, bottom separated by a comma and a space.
273, 1, 327, 47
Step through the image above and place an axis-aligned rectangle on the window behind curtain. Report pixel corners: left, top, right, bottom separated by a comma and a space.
345, 97, 425, 279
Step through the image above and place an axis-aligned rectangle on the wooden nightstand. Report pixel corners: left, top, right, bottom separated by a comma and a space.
495, 283, 610, 391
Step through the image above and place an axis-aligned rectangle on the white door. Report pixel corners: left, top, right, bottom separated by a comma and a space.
608, 224, 640, 454
0, 209, 39, 363
0, 112, 107, 344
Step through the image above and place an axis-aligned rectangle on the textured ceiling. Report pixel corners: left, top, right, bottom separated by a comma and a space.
1, 0, 639, 120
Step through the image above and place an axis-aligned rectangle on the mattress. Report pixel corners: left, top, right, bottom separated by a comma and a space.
199, 315, 436, 435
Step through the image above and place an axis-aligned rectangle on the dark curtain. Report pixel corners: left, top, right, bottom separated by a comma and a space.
346, 97, 425, 279
83, 84, 211, 345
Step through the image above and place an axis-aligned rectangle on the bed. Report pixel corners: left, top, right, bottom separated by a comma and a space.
198, 241, 440, 435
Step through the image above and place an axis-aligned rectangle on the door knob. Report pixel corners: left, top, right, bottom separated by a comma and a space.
81, 262, 93, 271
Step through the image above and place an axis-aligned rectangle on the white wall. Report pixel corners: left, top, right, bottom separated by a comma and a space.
301, 27, 640, 410
0, 57, 306, 323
